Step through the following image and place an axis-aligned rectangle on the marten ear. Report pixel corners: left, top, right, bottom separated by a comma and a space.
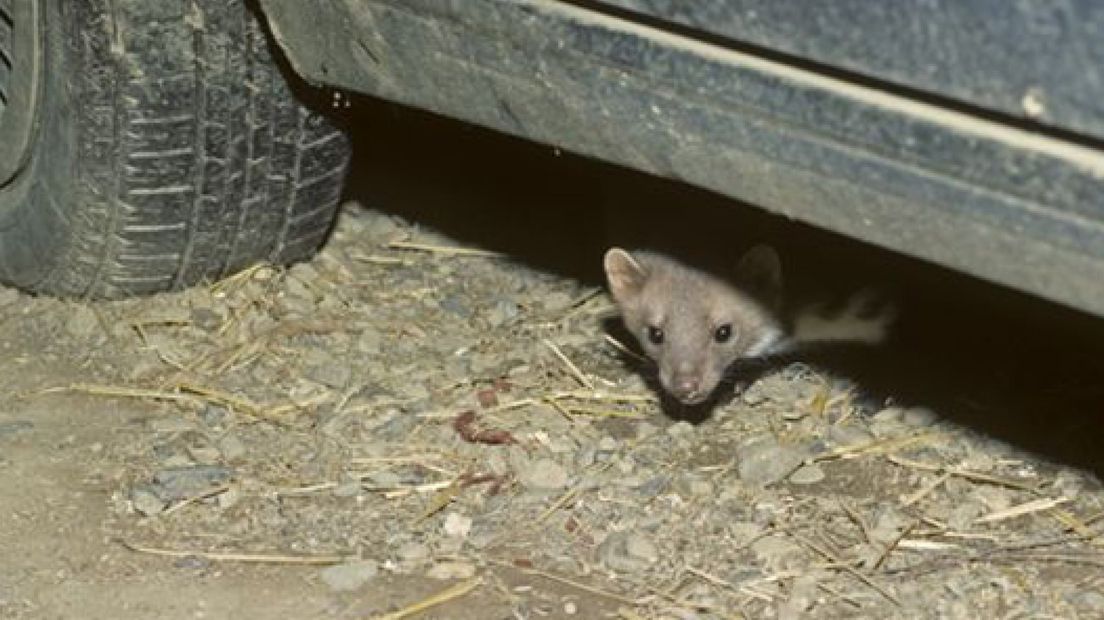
735, 244, 783, 309
603, 248, 648, 303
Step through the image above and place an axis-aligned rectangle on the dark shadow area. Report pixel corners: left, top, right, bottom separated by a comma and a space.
343, 95, 1104, 477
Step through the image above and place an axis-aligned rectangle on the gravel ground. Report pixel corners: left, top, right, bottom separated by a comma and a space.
3, 103, 1104, 619
2, 200, 1104, 619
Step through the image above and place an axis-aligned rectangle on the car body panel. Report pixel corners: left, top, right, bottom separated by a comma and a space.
259, 0, 1104, 316
597, 0, 1104, 138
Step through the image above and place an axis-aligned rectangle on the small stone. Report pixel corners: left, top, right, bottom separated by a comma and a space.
357, 209, 405, 244
427, 561, 476, 580
675, 474, 713, 499
541, 292, 573, 312
666, 421, 696, 439
902, 406, 938, 427
870, 417, 910, 438
597, 436, 619, 452
564, 601, 578, 615
320, 560, 379, 592
518, 458, 569, 491
636, 476, 669, 497
788, 464, 825, 485
486, 299, 519, 327
200, 405, 229, 428
598, 531, 658, 574
439, 296, 472, 319
397, 542, 429, 563
828, 424, 874, 447
750, 535, 804, 571
186, 445, 221, 465
443, 512, 473, 539
357, 328, 382, 355
153, 465, 233, 500
190, 307, 222, 332
131, 487, 167, 516
779, 573, 820, 620
1068, 589, 1104, 612
173, 555, 210, 571
635, 422, 659, 440
625, 533, 659, 564
869, 506, 912, 544
217, 486, 240, 509
217, 434, 246, 461
737, 438, 805, 487
65, 305, 100, 338
781, 408, 807, 422
872, 406, 905, 423
741, 384, 769, 406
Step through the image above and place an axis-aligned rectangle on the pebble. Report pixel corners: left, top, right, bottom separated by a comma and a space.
216, 486, 240, 509
870, 417, 910, 438
675, 474, 713, 499
64, 305, 100, 338
540, 291, 573, 312
828, 424, 874, 447
319, 560, 379, 592
427, 561, 476, 580
200, 406, 229, 428
1068, 589, 1104, 611
439, 296, 472, 319
217, 434, 246, 460
131, 487, 167, 516
517, 457, 569, 491
597, 436, 619, 452
357, 209, 404, 244
902, 406, 938, 427
778, 573, 820, 620
737, 438, 805, 487
598, 531, 659, 573
788, 464, 825, 485
153, 465, 233, 500
872, 406, 904, 423
869, 507, 912, 543
173, 555, 210, 571
443, 512, 472, 539
187, 445, 221, 465
486, 298, 519, 326
190, 307, 222, 331
397, 542, 429, 563
750, 535, 803, 571
870, 406, 914, 437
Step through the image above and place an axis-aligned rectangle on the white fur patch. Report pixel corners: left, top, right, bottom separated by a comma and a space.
791, 292, 895, 345
744, 326, 788, 358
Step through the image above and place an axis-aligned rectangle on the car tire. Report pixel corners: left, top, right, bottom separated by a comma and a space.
0, 0, 349, 298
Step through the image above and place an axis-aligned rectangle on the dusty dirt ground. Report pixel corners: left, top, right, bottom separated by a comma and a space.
3, 103, 1104, 619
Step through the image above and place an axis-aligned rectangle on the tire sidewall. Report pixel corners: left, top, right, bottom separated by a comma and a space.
0, 0, 80, 291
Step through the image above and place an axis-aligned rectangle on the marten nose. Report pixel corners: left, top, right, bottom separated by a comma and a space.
672, 375, 701, 401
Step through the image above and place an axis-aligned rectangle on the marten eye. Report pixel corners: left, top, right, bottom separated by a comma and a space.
713, 323, 733, 343
646, 326, 665, 345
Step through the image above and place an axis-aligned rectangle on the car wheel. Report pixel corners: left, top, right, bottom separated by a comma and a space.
0, 0, 349, 298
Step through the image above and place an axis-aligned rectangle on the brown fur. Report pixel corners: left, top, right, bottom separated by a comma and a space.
604, 247, 784, 404
604, 246, 893, 405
